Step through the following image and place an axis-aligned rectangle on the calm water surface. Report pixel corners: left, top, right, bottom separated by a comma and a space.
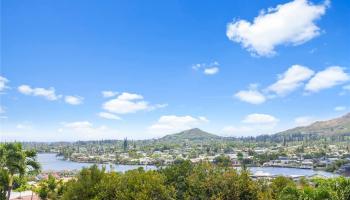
248, 167, 336, 178
37, 153, 156, 172
37, 153, 336, 177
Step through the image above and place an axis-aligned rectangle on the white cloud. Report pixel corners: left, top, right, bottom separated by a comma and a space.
65, 95, 84, 105
148, 115, 209, 135
198, 116, 209, 122
242, 113, 279, 124
18, 85, 61, 100
235, 65, 348, 103
0, 76, 9, 92
102, 91, 119, 98
192, 61, 220, 75
226, 0, 329, 56
102, 92, 164, 114
305, 66, 350, 92
234, 88, 266, 104
334, 106, 346, 112
192, 63, 203, 70
204, 67, 219, 75
18, 85, 32, 95
117, 92, 143, 101
98, 112, 121, 120
267, 65, 314, 96
103, 92, 148, 114
294, 116, 315, 126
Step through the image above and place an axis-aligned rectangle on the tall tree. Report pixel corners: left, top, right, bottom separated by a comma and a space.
0, 143, 40, 200
123, 138, 128, 152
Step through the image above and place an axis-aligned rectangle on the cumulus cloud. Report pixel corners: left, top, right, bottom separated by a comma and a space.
242, 113, 279, 124
294, 116, 315, 126
267, 65, 314, 96
226, 0, 329, 56
102, 92, 164, 114
65, 95, 84, 105
18, 85, 61, 100
0, 76, 9, 92
305, 66, 350, 92
148, 115, 209, 135
98, 112, 121, 120
102, 91, 119, 98
234, 84, 266, 104
235, 65, 349, 104
103, 93, 148, 114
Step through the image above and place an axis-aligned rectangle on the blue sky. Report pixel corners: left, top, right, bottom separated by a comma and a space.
1, 0, 350, 141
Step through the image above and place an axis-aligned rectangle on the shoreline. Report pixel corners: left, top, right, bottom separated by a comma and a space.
38, 153, 340, 177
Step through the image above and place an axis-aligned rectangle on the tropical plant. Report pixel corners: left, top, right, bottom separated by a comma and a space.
0, 143, 40, 200
62, 165, 105, 200
36, 174, 64, 200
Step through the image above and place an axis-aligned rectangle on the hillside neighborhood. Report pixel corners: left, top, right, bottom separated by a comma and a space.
28, 113, 350, 178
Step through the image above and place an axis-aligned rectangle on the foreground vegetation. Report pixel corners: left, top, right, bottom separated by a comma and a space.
38, 161, 350, 200
2, 142, 350, 200
0, 143, 40, 200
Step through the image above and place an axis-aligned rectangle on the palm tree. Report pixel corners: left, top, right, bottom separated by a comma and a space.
0, 143, 40, 200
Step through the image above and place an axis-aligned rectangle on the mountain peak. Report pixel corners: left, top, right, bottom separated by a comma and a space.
182, 128, 204, 133
159, 128, 220, 142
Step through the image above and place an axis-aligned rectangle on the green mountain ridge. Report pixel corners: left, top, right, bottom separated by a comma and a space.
158, 113, 350, 143
277, 113, 350, 136
159, 128, 221, 142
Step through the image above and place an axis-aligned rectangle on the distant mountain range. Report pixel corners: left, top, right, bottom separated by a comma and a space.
277, 113, 350, 136
158, 113, 350, 142
24, 113, 350, 144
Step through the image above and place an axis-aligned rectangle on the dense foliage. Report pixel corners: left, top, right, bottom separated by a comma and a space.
36, 174, 64, 200
41, 160, 350, 200
0, 143, 40, 200
2, 143, 350, 200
